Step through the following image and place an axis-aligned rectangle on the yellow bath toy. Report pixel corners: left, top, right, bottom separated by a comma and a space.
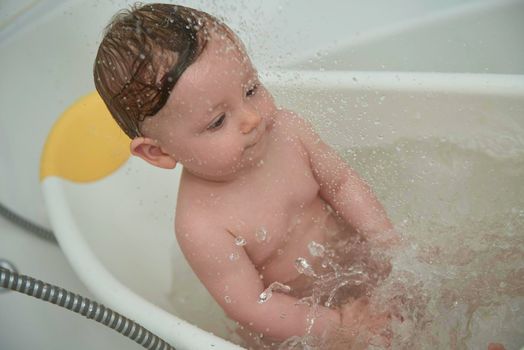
40, 91, 130, 182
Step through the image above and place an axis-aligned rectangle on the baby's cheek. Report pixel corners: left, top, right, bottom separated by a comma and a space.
256, 103, 272, 120
208, 139, 243, 164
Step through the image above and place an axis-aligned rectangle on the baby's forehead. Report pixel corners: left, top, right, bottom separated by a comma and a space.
182, 34, 254, 87
204, 33, 252, 70
154, 34, 255, 117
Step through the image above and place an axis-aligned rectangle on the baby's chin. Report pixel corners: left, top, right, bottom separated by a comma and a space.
183, 142, 269, 181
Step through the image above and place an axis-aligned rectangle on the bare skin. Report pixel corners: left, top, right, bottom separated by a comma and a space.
130, 32, 397, 344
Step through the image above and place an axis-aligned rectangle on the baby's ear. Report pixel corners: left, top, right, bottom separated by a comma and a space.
130, 137, 177, 169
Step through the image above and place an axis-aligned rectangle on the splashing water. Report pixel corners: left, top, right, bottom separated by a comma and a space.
307, 241, 326, 257
167, 134, 523, 349
259, 282, 292, 303
294, 257, 318, 278
275, 138, 524, 349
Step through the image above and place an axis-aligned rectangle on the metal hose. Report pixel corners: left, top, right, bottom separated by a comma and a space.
0, 201, 57, 244
0, 201, 178, 348
0, 266, 176, 350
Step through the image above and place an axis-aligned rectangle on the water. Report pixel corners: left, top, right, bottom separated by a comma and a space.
259, 282, 292, 304
275, 137, 524, 349
256, 227, 269, 243
169, 137, 524, 349
235, 236, 248, 246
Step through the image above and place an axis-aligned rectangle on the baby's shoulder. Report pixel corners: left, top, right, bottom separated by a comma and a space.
175, 179, 223, 233
174, 194, 224, 244
272, 109, 319, 146
273, 108, 303, 131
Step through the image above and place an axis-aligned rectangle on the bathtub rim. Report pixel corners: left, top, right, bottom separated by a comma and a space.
261, 70, 524, 97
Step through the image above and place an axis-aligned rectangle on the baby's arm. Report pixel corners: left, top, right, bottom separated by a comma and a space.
176, 219, 341, 341
291, 112, 396, 243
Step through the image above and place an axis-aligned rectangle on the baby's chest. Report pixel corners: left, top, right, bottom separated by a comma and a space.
226, 150, 320, 263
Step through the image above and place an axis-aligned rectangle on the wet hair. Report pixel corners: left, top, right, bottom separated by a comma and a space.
94, 3, 230, 138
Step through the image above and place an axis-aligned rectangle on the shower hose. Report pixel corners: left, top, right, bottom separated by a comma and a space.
0, 201, 176, 350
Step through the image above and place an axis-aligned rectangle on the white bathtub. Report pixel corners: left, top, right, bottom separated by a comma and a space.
40, 70, 524, 349
2, 0, 524, 349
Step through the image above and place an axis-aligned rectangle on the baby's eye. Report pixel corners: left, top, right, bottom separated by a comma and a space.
246, 83, 258, 97
208, 114, 225, 130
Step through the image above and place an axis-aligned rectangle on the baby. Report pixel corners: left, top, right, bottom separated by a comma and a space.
94, 3, 398, 348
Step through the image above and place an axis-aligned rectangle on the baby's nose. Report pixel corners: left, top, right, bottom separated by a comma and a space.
240, 111, 261, 134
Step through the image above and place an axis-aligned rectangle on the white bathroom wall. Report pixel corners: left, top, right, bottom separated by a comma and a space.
285, 0, 524, 74
0, 0, 40, 28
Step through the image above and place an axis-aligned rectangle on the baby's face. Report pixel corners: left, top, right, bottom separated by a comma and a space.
140, 33, 277, 180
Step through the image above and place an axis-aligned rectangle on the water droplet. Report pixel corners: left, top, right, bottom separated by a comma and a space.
295, 296, 314, 306
258, 282, 291, 303
255, 227, 268, 243
258, 291, 269, 303
294, 257, 317, 277
307, 241, 325, 257
224, 296, 232, 303
234, 236, 247, 246
229, 252, 239, 261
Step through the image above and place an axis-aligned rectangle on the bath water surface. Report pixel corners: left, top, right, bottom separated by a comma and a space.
331, 138, 523, 349
170, 137, 524, 349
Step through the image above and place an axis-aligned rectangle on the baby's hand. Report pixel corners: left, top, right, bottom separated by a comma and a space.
372, 228, 402, 250
367, 229, 403, 281
338, 297, 393, 349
